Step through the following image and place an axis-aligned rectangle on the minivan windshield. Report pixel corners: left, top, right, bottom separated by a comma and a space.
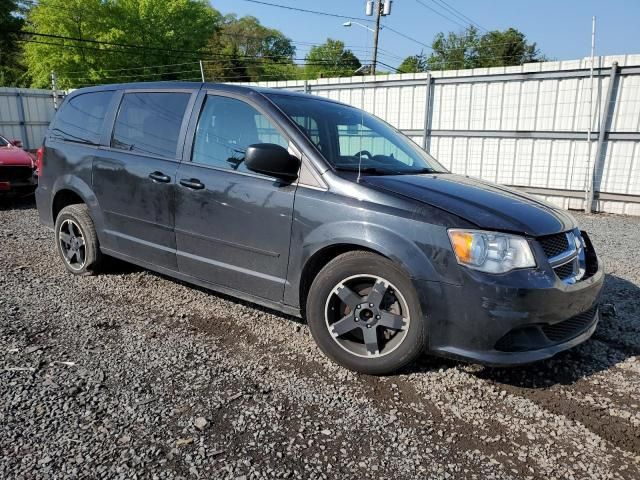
267, 93, 446, 175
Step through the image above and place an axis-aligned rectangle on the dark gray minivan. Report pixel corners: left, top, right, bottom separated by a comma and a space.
36, 82, 604, 374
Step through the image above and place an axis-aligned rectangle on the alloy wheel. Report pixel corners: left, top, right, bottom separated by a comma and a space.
58, 219, 86, 271
324, 274, 410, 358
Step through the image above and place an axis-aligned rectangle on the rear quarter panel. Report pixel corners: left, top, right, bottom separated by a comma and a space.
36, 139, 104, 236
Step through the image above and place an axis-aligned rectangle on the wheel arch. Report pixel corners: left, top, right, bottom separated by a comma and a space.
52, 189, 85, 221
294, 222, 441, 314
51, 175, 106, 243
299, 243, 383, 314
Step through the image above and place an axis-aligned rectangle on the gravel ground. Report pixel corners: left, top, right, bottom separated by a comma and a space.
1, 197, 639, 480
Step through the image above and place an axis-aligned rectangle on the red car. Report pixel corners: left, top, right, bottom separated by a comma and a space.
0, 134, 37, 196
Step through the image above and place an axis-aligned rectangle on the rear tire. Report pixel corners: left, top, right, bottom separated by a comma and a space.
55, 204, 102, 276
306, 251, 426, 375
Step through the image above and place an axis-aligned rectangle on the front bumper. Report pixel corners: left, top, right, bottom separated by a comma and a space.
0, 176, 37, 195
415, 248, 605, 366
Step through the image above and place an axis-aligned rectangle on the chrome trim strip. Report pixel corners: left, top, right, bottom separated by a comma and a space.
549, 249, 578, 267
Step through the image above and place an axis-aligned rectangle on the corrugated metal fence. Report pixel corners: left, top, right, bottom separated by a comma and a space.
2, 55, 639, 214
253, 54, 640, 215
0, 88, 62, 151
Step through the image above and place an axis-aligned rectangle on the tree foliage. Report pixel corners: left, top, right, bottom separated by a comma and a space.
304, 39, 361, 79
398, 52, 427, 74
475, 28, 545, 67
24, 0, 220, 88
399, 26, 545, 73
0, 0, 29, 86
204, 14, 296, 82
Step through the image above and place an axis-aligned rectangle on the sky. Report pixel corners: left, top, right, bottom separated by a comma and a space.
210, 0, 640, 69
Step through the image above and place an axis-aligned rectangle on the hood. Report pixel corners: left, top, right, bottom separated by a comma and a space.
0, 145, 34, 166
363, 173, 576, 236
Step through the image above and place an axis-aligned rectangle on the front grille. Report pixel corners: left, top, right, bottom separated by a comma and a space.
554, 262, 575, 280
541, 306, 597, 342
536, 230, 589, 284
0, 166, 33, 182
539, 233, 569, 258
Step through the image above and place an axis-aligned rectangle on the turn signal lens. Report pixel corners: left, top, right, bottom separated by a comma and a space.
449, 231, 476, 264
448, 229, 536, 274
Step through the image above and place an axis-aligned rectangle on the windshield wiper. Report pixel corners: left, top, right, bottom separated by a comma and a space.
393, 167, 437, 175
334, 166, 395, 175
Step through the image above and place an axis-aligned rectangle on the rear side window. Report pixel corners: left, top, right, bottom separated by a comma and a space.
51, 91, 113, 144
111, 92, 190, 158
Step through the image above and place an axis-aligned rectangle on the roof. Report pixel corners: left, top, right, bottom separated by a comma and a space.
65, 81, 345, 105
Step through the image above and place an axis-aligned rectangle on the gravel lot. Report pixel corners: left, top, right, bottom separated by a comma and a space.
1, 197, 639, 480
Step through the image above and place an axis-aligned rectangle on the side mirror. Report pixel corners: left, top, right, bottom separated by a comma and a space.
11, 139, 22, 148
245, 143, 300, 181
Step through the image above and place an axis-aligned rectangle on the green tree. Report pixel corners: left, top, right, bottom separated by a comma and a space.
0, 0, 29, 86
476, 28, 545, 67
24, 0, 220, 88
304, 39, 361, 79
425, 26, 545, 71
427, 26, 480, 70
205, 14, 296, 82
398, 52, 427, 74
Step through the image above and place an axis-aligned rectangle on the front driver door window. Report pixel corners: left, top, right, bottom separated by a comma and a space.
191, 95, 289, 172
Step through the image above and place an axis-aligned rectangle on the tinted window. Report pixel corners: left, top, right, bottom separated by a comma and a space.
111, 92, 190, 158
337, 123, 414, 166
51, 91, 113, 144
0, 136, 8, 147
290, 115, 322, 152
268, 93, 446, 175
191, 95, 288, 173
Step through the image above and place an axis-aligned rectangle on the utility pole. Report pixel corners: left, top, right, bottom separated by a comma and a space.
365, 0, 392, 75
371, 1, 382, 75
584, 16, 596, 213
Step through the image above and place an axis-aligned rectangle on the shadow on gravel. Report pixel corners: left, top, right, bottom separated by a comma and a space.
471, 274, 640, 389
0, 194, 35, 211
147, 270, 305, 326
99, 256, 144, 275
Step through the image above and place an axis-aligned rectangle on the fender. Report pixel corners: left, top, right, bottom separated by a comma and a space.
284, 219, 462, 308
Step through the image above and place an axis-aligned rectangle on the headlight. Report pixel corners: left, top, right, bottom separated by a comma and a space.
448, 229, 536, 274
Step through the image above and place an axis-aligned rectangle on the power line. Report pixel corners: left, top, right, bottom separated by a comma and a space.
382, 25, 433, 51
413, 0, 467, 29
238, 0, 431, 53
17, 31, 408, 76
18, 30, 405, 66
63, 61, 200, 76
17, 38, 387, 77
428, 0, 487, 32
18, 39, 378, 70
239, 0, 373, 22
21, 0, 408, 57
64, 59, 401, 82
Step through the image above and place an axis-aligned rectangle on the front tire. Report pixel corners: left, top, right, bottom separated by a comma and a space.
55, 204, 102, 276
306, 251, 426, 375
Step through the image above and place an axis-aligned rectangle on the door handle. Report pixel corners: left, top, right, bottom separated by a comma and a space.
179, 178, 205, 190
149, 171, 171, 183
